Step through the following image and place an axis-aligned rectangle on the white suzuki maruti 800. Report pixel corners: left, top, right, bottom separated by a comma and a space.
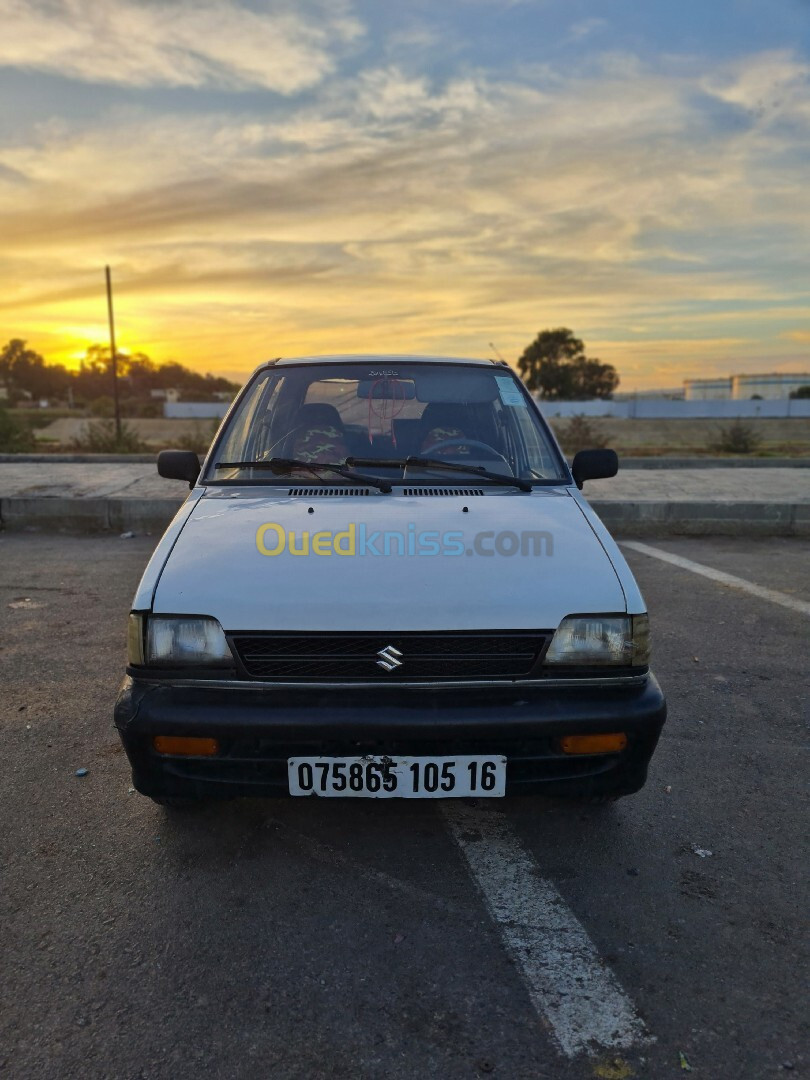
116, 355, 666, 805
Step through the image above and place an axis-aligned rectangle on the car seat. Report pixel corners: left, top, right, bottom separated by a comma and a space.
290, 403, 350, 463
419, 403, 473, 456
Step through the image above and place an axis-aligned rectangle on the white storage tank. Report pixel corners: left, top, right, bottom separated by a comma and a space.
731, 373, 810, 400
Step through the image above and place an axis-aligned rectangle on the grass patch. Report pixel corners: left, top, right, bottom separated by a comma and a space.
0, 408, 36, 452
70, 419, 148, 453
171, 420, 220, 455
547, 417, 810, 457
555, 414, 610, 456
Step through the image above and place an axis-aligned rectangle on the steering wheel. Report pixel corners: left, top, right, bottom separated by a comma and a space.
421, 438, 508, 464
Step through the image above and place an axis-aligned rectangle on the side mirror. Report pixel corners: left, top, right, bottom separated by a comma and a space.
571, 448, 618, 490
157, 450, 201, 489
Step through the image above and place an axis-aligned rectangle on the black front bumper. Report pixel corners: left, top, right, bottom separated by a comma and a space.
115, 675, 667, 801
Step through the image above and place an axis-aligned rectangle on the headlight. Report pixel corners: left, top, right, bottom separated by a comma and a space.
544, 614, 650, 666
140, 615, 233, 667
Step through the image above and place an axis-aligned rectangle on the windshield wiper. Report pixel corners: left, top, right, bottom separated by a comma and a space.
346, 456, 532, 492
214, 458, 392, 492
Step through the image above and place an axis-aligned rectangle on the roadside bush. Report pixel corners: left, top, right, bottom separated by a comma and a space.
555, 414, 610, 456
89, 395, 114, 417
0, 407, 36, 452
71, 419, 148, 453
173, 420, 220, 455
710, 420, 762, 455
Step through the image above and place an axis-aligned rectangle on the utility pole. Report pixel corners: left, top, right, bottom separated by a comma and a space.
105, 265, 122, 439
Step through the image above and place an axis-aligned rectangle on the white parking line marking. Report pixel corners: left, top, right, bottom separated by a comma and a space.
621, 541, 810, 617
443, 803, 652, 1058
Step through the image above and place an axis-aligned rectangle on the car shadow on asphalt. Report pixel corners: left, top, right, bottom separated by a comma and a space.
148, 792, 635, 894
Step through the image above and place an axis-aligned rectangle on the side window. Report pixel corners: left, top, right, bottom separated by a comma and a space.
511, 405, 556, 476
213, 373, 280, 466
491, 399, 519, 471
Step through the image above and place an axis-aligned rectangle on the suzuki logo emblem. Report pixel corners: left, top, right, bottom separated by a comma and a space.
376, 644, 403, 671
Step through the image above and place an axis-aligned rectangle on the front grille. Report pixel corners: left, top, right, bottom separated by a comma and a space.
230, 631, 550, 682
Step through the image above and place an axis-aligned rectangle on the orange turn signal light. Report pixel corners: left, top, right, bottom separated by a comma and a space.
153, 735, 219, 757
559, 733, 627, 755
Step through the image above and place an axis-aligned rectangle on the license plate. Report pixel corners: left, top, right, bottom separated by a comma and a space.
287, 755, 506, 798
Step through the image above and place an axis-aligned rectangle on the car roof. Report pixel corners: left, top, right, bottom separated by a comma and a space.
258, 354, 504, 372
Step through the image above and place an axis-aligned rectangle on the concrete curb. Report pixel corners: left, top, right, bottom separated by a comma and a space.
0, 497, 181, 534
0, 453, 159, 464
1, 496, 808, 537
0, 453, 203, 464
618, 456, 810, 470
590, 500, 810, 537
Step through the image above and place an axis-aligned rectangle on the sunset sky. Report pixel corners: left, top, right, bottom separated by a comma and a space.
1, 0, 808, 390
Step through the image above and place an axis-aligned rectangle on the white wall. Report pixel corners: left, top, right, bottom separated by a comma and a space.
536, 398, 810, 419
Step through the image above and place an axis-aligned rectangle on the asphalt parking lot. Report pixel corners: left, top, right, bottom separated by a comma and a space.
1, 534, 807, 1079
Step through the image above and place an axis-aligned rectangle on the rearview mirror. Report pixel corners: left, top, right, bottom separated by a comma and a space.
357, 378, 416, 400
571, 449, 618, 490
157, 450, 201, 489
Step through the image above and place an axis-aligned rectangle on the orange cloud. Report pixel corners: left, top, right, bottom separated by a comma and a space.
0, 44, 808, 391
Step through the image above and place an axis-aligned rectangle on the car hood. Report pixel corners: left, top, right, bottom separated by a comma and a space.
152, 488, 626, 631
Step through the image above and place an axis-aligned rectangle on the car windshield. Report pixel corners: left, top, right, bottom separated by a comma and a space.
205, 361, 566, 485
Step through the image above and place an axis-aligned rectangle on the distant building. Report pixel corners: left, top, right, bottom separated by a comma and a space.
683, 377, 733, 401
731, 373, 810, 400
684, 372, 810, 401
150, 388, 181, 403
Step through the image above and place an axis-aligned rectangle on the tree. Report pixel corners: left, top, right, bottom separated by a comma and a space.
0, 337, 240, 409
517, 328, 619, 400
0, 339, 73, 401
790, 385, 810, 399
1, 339, 45, 398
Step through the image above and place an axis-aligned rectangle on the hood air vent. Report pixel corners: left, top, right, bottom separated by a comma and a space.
287, 487, 486, 497
403, 487, 485, 497
288, 487, 372, 497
